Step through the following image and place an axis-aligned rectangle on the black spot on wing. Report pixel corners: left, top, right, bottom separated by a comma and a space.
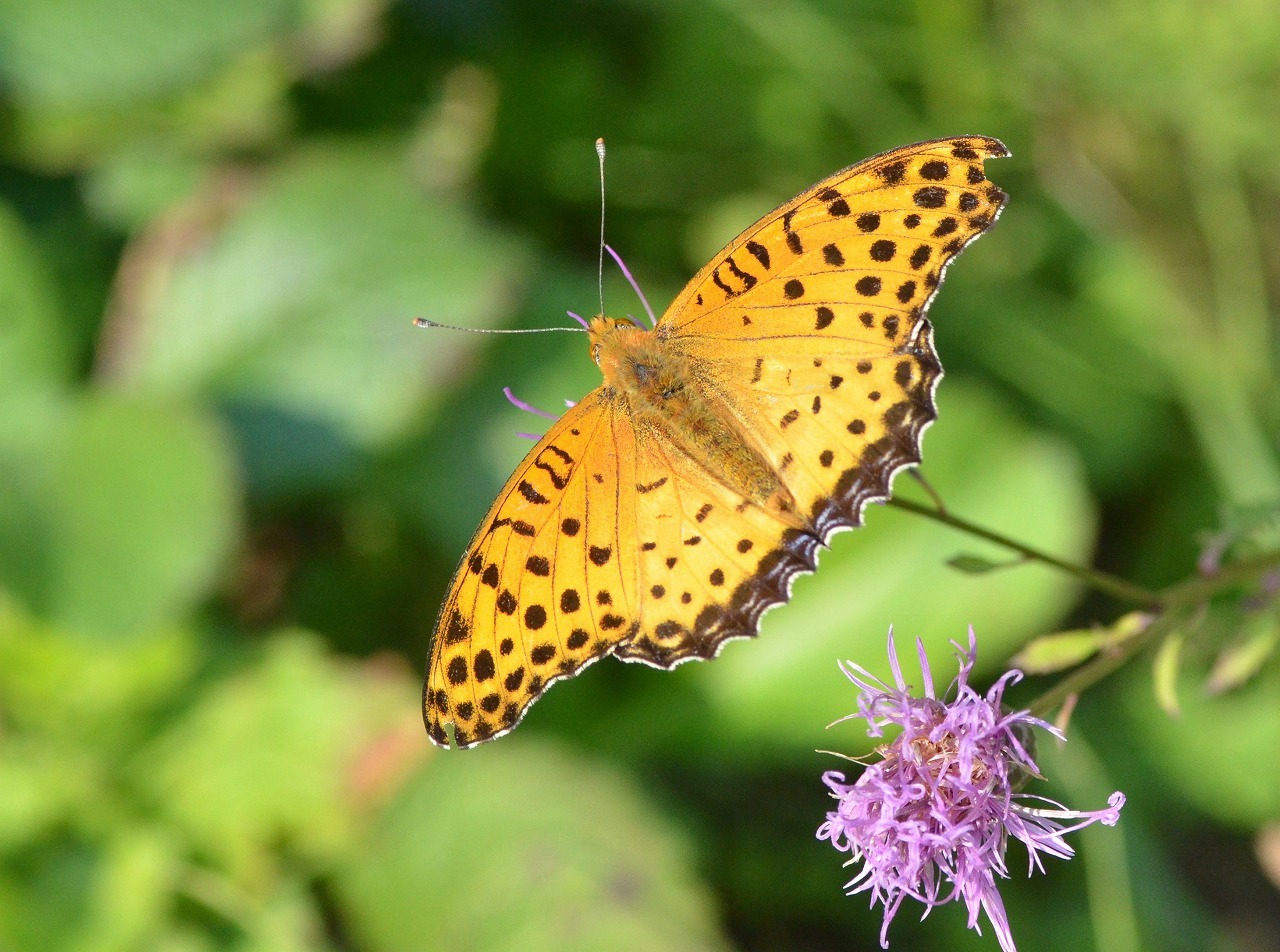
444, 609, 469, 645
913, 186, 948, 209
878, 161, 906, 184
919, 160, 949, 180
533, 460, 568, 490
518, 480, 549, 505
782, 210, 803, 255
869, 239, 896, 261
725, 256, 758, 291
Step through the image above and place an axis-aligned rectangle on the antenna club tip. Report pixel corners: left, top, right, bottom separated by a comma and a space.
412, 317, 431, 328
595, 138, 606, 156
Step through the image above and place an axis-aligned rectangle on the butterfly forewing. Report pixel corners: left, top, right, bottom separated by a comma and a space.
424, 392, 640, 748
661, 136, 1009, 339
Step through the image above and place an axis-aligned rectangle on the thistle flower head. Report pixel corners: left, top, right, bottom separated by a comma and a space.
817, 627, 1125, 952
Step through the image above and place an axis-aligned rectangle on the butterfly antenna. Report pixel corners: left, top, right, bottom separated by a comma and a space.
605, 244, 657, 328
596, 137, 607, 318
413, 318, 582, 334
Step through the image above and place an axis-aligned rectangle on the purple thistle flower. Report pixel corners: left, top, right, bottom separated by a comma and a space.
817, 627, 1125, 952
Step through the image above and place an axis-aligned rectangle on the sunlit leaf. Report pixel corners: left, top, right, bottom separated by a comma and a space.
1152, 629, 1184, 717
334, 742, 732, 952
0, 0, 298, 108
1014, 630, 1110, 674
1206, 611, 1279, 695
1013, 612, 1150, 674
135, 633, 418, 885
0, 597, 197, 744
37, 396, 237, 639
101, 144, 528, 493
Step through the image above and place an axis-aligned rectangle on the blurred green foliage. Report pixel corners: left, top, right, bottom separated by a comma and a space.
1, 1, 1278, 950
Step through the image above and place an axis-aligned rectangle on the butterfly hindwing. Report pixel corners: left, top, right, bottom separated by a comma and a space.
617, 436, 820, 667
674, 325, 940, 538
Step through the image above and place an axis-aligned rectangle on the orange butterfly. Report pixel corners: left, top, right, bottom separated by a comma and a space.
424, 137, 1009, 748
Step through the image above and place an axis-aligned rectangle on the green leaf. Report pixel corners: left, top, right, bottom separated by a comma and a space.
333, 742, 733, 952
0, 734, 96, 852
0, 201, 68, 403
80, 826, 182, 952
1121, 652, 1280, 826
0, 598, 198, 746
1013, 630, 1112, 674
1206, 611, 1279, 695
105, 143, 528, 488
1012, 612, 1150, 674
1152, 629, 1184, 717
22, 395, 239, 639
0, 837, 97, 952
0, 0, 299, 109
947, 553, 1015, 575
135, 633, 416, 885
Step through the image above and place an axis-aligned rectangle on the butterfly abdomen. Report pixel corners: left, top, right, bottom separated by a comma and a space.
591, 316, 803, 525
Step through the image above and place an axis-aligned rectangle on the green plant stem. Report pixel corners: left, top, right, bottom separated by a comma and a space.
886, 497, 1162, 607
1161, 548, 1280, 606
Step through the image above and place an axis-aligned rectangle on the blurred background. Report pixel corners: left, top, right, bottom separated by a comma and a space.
1, 0, 1279, 950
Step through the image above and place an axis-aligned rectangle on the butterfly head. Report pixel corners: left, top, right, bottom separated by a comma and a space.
587, 315, 644, 368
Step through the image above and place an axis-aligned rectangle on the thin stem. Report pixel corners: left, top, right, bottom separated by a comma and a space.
1160, 548, 1280, 607
886, 497, 1162, 607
